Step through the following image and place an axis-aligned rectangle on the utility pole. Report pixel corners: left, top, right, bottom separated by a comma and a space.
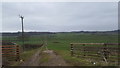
19, 15, 25, 51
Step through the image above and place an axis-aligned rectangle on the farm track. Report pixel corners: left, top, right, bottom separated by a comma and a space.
20, 48, 41, 66
39, 50, 70, 66
20, 45, 44, 66
20, 45, 70, 66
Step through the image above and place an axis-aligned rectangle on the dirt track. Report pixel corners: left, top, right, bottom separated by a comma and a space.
20, 49, 70, 66
20, 49, 41, 66
40, 50, 70, 66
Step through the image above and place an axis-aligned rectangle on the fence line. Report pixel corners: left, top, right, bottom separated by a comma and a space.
70, 43, 119, 45
70, 43, 119, 64
1, 45, 20, 61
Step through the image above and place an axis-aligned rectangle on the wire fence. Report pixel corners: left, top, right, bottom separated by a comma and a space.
70, 43, 119, 65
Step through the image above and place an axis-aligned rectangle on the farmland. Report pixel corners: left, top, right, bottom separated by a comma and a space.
2, 32, 119, 66
2, 32, 118, 45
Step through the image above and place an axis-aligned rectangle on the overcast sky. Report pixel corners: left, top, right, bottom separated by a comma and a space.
2, 2, 118, 32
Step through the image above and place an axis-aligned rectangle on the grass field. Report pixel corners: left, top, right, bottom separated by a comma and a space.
2, 33, 119, 66
2, 33, 118, 44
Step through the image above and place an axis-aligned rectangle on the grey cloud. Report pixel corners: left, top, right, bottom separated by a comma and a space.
2, 2, 118, 32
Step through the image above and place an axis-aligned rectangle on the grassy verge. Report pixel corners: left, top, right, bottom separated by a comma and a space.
11, 47, 41, 66
52, 50, 93, 66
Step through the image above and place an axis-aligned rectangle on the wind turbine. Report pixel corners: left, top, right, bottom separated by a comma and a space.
19, 15, 25, 50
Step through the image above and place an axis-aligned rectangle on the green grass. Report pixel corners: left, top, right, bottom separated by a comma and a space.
11, 47, 41, 66
2, 33, 118, 45
46, 33, 118, 66
39, 53, 50, 63
20, 48, 40, 60
2, 33, 118, 66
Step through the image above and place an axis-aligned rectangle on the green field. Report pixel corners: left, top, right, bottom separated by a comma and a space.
2, 33, 119, 66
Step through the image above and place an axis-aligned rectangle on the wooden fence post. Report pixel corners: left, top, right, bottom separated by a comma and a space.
71, 44, 74, 56
104, 44, 107, 59
102, 43, 109, 63
16, 45, 20, 61
83, 44, 85, 56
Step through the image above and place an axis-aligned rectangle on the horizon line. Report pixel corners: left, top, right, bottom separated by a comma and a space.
0, 29, 119, 33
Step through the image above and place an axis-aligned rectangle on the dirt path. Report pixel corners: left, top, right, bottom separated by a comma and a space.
20, 49, 41, 66
20, 49, 70, 66
39, 50, 70, 66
